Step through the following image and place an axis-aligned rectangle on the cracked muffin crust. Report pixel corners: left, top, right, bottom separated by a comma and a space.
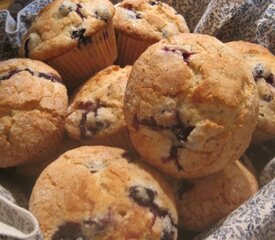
65, 65, 132, 148
124, 33, 259, 179
113, 0, 189, 65
29, 146, 178, 240
176, 160, 258, 231
19, 0, 117, 90
0, 58, 68, 168
114, 0, 189, 42
226, 41, 275, 144
19, 0, 114, 60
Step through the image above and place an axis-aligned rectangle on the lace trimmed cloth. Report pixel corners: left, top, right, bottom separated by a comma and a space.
0, 0, 274, 239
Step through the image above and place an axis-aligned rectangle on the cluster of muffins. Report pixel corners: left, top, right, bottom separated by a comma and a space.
19, 0, 189, 90
1, 0, 275, 239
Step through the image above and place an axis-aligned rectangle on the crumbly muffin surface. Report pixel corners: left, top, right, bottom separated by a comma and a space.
19, 0, 115, 60
176, 160, 258, 231
226, 41, 275, 140
113, 0, 189, 41
0, 58, 68, 167
29, 146, 178, 240
65, 65, 132, 142
124, 33, 259, 178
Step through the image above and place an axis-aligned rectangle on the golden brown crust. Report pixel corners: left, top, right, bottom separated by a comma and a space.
29, 146, 178, 240
124, 33, 259, 178
226, 41, 272, 56
226, 41, 275, 142
113, 0, 189, 41
177, 160, 259, 231
19, 0, 115, 60
0, 58, 68, 167
65, 65, 132, 143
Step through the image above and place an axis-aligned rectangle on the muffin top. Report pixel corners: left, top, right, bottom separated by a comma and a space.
176, 160, 258, 231
113, 0, 189, 42
124, 33, 259, 178
226, 41, 275, 137
65, 65, 132, 143
19, 0, 115, 60
0, 58, 68, 167
29, 146, 178, 240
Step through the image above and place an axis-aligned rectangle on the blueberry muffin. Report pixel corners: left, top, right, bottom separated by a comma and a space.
29, 146, 178, 240
113, 0, 189, 65
19, 0, 117, 90
226, 41, 275, 144
176, 160, 258, 231
65, 65, 132, 149
124, 33, 259, 179
0, 58, 68, 168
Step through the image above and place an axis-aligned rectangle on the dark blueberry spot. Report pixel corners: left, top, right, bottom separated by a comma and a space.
95, 121, 105, 128
129, 186, 178, 237
94, 11, 108, 22
78, 101, 107, 139
139, 117, 160, 130
71, 28, 91, 46
24, 38, 30, 58
163, 46, 170, 52
172, 125, 194, 143
177, 180, 195, 200
129, 186, 175, 222
170, 146, 180, 162
262, 93, 273, 102
149, 0, 159, 6
76, 4, 86, 19
0, 69, 22, 81
129, 186, 156, 208
0, 68, 34, 82
52, 222, 85, 240
253, 64, 275, 87
38, 72, 63, 84
133, 114, 192, 171
25, 68, 34, 75
182, 52, 193, 61
79, 36, 91, 46
78, 101, 98, 112
80, 110, 88, 139
0, 68, 63, 84
162, 47, 193, 63
79, 101, 97, 139
136, 13, 142, 19
124, 5, 142, 19
82, 209, 112, 233
163, 145, 183, 171
265, 73, 275, 87
71, 28, 86, 39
